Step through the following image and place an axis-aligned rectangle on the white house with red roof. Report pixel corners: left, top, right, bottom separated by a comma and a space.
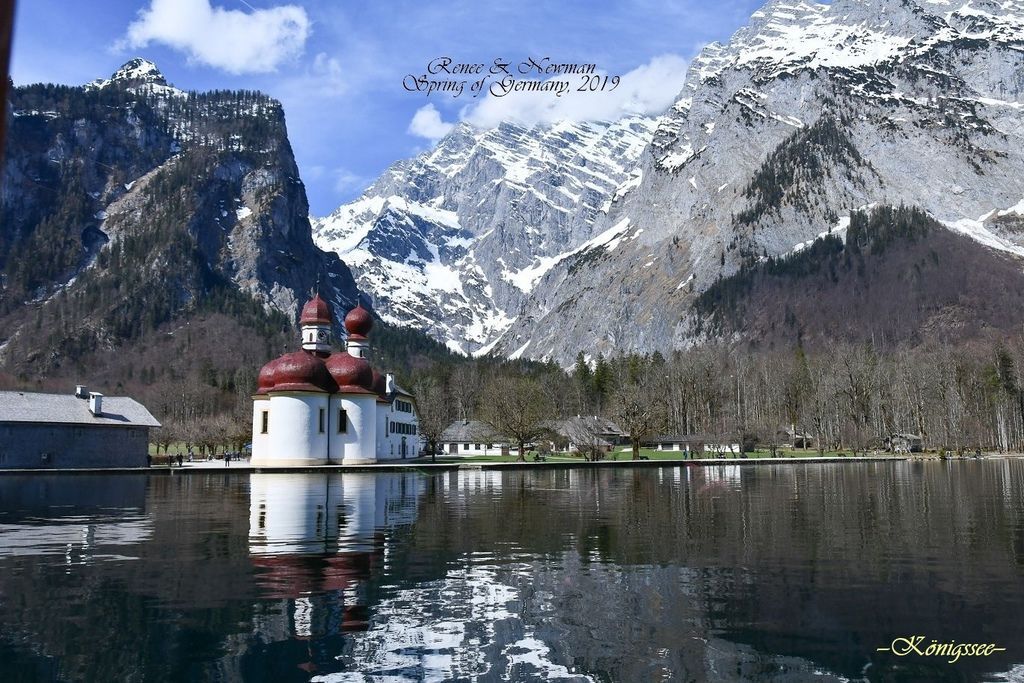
251, 295, 420, 466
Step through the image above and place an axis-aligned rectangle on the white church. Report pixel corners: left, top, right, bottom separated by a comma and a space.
251, 294, 420, 466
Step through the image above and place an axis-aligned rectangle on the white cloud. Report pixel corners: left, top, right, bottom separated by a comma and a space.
407, 104, 455, 142
464, 54, 688, 129
308, 52, 346, 96
332, 168, 368, 194
120, 0, 310, 74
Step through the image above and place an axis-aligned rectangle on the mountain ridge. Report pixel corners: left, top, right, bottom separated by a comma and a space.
325, 0, 1024, 364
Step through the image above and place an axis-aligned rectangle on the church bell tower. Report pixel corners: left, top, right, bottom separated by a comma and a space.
299, 294, 333, 354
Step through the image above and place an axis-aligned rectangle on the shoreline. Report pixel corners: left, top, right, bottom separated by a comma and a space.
3, 453, 1020, 476
3, 454, 1007, 475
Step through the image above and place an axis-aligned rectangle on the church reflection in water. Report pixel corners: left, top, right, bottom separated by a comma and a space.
246, 472, 424, 642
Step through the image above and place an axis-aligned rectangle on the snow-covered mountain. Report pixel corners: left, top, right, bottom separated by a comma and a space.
317, 0, 1024, 363
312, 117, 656, 354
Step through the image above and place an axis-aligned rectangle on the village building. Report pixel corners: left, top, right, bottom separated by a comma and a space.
551, 416, 627, 454
439, 420, 510, 456
644, 434, 742, 457
886, 433, 923, 453
0, 386, 160, 469
777, 426, 815, 449
251, 295, 420, 466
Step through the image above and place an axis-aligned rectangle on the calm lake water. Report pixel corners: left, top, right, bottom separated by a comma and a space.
0, 461, 1022, 682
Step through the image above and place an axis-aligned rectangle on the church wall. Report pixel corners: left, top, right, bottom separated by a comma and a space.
262, 393, 330, 465
376, 399, 422, 460
330, 394, 377, 464
251, 396, 270, 461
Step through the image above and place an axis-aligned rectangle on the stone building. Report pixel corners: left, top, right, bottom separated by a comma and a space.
0, 387, 160, 469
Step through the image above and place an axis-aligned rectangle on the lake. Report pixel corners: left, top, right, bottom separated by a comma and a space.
0, 461, 1022, 682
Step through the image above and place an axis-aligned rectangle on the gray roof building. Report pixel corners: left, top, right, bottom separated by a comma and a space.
0, 388, 160, 469
440, 420, 507, 443
0, 391, 161, 427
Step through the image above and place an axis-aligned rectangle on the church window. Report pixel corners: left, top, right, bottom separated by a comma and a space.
319, 408, 325, 433
338, 409, 348, 433
261, 411, 269, 434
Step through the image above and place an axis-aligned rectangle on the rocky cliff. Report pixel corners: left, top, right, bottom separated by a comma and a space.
0, 59, 360, 376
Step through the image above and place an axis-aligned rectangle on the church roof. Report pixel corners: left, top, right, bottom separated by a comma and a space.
0, 391, 161, 427
299, 294, 332, 325
344, 303, 373, 339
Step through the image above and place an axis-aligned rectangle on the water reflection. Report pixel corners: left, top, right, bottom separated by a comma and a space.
0, 462, 1021, 681
0, 475, 151, 561
247, 473, 424, 641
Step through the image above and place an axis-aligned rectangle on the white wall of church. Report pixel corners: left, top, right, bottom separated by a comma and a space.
377, 399, 421, 460
258, 393, 330, 465
251, 396, 270, 461
329, 394, 377, 464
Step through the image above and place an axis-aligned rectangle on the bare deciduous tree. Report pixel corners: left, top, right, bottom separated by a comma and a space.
413, 377, 452, 462
611, 380, 668, 461
480, 376, 554, 462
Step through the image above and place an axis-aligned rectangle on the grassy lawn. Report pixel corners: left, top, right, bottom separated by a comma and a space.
422, 454, 585, 464
413, 447, 894, 465
419, 448, 846, 464
621, 447, 877, 460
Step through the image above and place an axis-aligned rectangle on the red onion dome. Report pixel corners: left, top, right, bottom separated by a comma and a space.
344, 303, 373, 339
326, 351, 375, 393
256, 357, 281, 394
266, 351, 337, 393
300, 294, 332, 326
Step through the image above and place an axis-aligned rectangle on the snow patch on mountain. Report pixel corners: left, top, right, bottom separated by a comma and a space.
313, 116, 657, 352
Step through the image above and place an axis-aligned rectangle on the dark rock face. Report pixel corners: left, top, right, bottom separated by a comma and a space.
0, 60, 359, 374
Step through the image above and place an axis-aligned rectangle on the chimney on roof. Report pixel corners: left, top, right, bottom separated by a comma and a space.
88, 392, 104, 416
385, 373, 396, 395
75, 385, 88, 399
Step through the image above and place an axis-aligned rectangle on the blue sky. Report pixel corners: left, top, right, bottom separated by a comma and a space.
10, 0, 766, 215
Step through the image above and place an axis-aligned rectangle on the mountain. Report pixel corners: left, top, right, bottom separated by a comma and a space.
693, 205, 1024, 349
312, 116, 656, 354
0, 59, 365, 408
316, 0, 1024, 364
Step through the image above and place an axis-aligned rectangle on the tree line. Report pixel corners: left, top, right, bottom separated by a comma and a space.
409, 334, 1024, 460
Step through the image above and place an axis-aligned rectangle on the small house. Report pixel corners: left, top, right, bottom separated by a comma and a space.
550, 416, 628, 454
886, 433, 923, 453
439, 420, 510, 456
777, 427, 814, 449
643, 434, 740, 457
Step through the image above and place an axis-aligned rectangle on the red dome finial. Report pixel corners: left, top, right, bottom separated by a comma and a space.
344, 302, 373, 338
300, 294, 332, 326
